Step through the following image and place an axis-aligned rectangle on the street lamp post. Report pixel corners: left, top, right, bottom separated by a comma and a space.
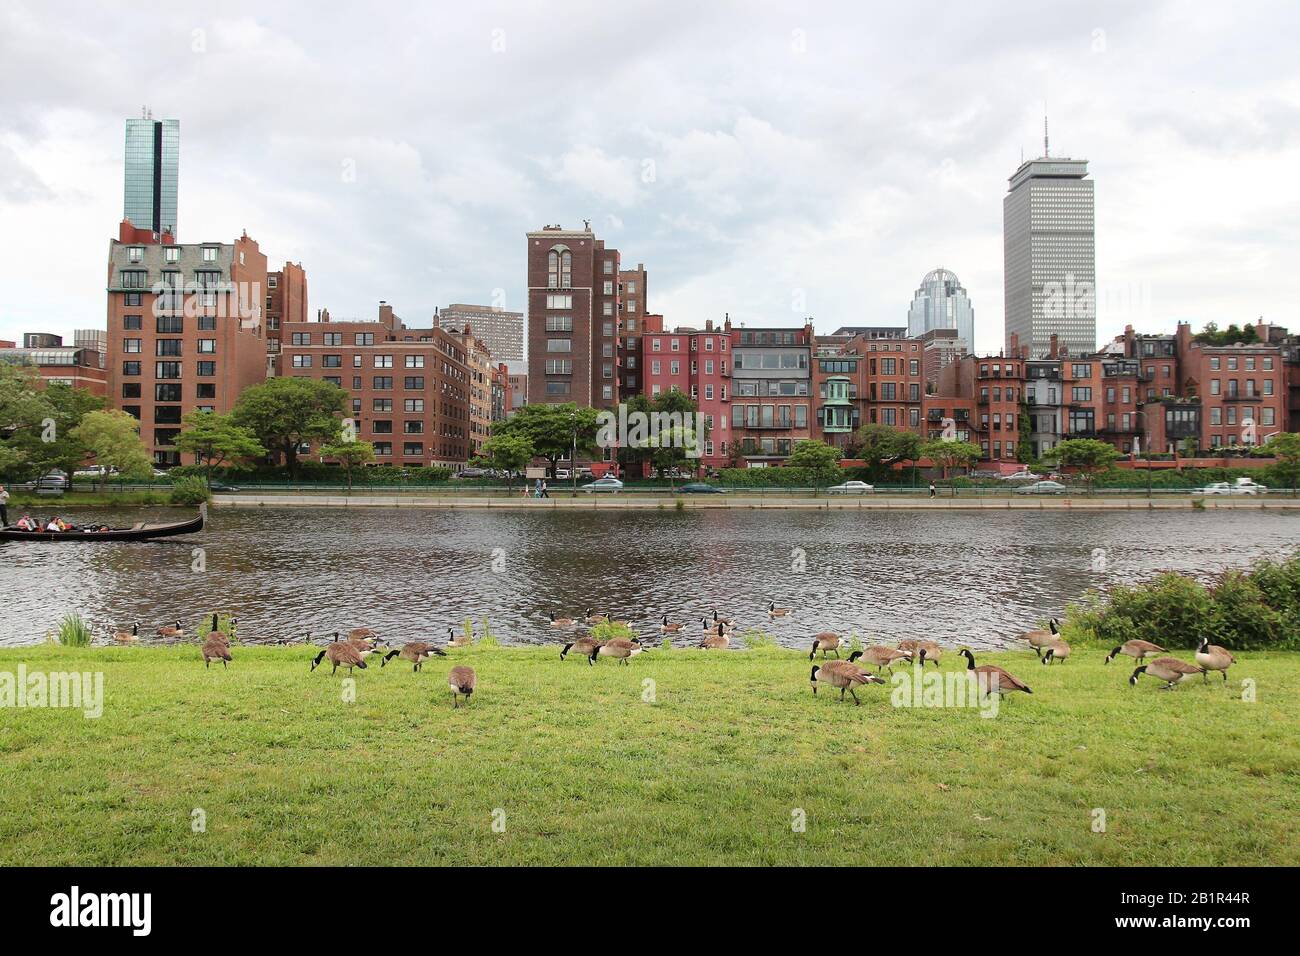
569, 410, 578, 498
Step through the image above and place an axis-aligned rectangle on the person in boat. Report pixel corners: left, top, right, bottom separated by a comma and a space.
15, 514, 35, 531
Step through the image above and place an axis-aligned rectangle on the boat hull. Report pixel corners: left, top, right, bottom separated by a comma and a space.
0, 514, 203, 542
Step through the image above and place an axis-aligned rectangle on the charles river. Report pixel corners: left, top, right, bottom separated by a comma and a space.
0, 507, 1296, 649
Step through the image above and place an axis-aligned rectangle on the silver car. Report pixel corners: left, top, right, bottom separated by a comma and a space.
1015, 480, 1067, 495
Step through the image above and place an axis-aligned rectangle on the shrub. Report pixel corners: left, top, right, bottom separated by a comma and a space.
717, 467, 822, 488
56, 612, 92, 647
477, 617, 499, 648
195, 612, 237, 643
740, 628, 776, 649
169, 476, 211, 505
589, 620, 637, 643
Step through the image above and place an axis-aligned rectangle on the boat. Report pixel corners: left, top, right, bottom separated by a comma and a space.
0, 513, 204, 543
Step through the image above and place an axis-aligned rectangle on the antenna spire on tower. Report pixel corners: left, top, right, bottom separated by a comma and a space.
1043, 110, 1049, 157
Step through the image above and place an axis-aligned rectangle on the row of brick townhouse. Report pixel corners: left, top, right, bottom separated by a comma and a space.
0, 332, 108, 396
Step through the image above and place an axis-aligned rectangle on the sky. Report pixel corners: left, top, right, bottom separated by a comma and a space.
1, 0, 1298, 356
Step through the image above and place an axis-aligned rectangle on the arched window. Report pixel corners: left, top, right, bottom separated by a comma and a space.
560, 251, 571, 287
547, 251, 559, 289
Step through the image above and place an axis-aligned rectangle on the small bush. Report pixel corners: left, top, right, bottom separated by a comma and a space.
56, 612, 92, 647
169, 476, 211, 505
740, 628, 776, 649
195, 613, 237, 643
478, 617, 499, 648
589, 620, 637, 643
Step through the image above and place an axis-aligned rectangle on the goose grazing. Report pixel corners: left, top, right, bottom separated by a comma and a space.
808, 632, 841, 660
381, 642, 446, 671
1195, 640, 1236, 682
768, 601, 791, 618
348, 626, 378, 642
447, 626, 472, 648
339, 631, 381, 657
201, 634, 232, 669
1129, 656, 1205, 690
660, 614, 684, 633
156, 619, 184, 637
590, 638, 643, 665
1021, 618, 1060, 658
699, 623, 730, 650
583, 608, 605, 624
111, 622, 140, 643
810, 661, 886, 705
311, 637, 368, 675
912, 640, 942, 668
549, 611, 576, 629
958, 648, 1033, 696
448, 665, 476, 707
1041, 640, 1071, 665
849, 646, 911, 674
1104, 639, 1165, 664
560, 635, 603, 661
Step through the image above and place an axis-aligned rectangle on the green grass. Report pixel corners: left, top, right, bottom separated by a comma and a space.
0, 644, 1296, 866
7, 491, 181, 507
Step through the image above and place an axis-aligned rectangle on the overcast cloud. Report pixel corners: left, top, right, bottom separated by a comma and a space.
2, 0, 1298, 354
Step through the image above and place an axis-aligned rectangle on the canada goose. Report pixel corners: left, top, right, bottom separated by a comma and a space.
849, 646, 911, 674
700, 623, 730, 650
712, 610, 736, 627
1195, 639, 1236, 682
590, 638, 643, 665
549, 611, 576, 628
448, 665, 476, 707
561, 635, 604, 660
381, 642, 447, 671
348, 626, 378, 641
1104, 639, 1165, 664
899, 638, 942, 667
201, 635, 231, 669
1129, 656, 1205, 689
605, 614, 632, 628
810, 661, 886, 705
311, 638, 368, 675
111, 622, 140, 643
156, 620, 184, 637
958, 648, 1033, 696
660, 614, 684, 633
768, 601, 791, 618
701, 616, 735, 633
337, 631, 382, 657
583, 608, 605, 624
808, 632, 841, 660
1021, 618, 1060, 658
447, 626, 472, 648
1041, 639, 1071, 665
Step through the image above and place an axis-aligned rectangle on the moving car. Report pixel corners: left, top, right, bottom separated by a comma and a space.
827, 480, 874, 495
35, 471, 70, 491
999, 470, 1042, 481
579, 477, 624, 493
679, 482, 726, 494
1195, 478, 1268, 496
73, 465, 118, 479
455, 467, 489, 479
1015, 480, 1068, 495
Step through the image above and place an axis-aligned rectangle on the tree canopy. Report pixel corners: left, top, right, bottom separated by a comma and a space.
69, 409, 152, 489
230, 377, 346, 477
492, 403, 600, 477
175, 411, 266, 487
787, 439, 843, 487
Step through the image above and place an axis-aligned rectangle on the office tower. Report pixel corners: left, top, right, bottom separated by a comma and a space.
437, 304, 524, 363
1003, 124, 1095, 359
123, 113, 180, 236
907, 268, 974, 352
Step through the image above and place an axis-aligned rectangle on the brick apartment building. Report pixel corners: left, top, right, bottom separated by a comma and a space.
105, 220, 268, 465
278, 302, 471, 467
0, 333, 108, 397
265, 261, 307, 376
442, 325, 494, 459
618, 263, 648, 400
527, 223, 622, 409
641, 315, 734, 470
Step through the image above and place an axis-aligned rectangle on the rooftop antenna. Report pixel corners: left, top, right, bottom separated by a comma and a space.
1043, 109, 1049, 157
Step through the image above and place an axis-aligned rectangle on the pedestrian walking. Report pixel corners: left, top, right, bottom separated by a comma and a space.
928, 481, 936, 499
541, 479, 550, 498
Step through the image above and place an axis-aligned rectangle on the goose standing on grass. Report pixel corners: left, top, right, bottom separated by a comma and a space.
311, 637, 367, 675
849, 646, 911, 674
156, 620, 184, 638
591, 637, 643, 665
549, 611, 576, 629
561, 635, 604, 661
768, 601, 791, 618
899, 638, 942, 666
111, 622, 140, 643
1129, 657, 1205, 690
958, 649, 1033, 696
1195, 640, 1236, 682
1021, 619, 1060, 658
381, 642, 446, 671
348, 626, 378, 642
448, 665, 476, 707
810, 660, 886, 705
1042, 639, 1071, 665
660, 614, 684, 634
1104, 639, 1165, 664
341, 631, 382, 657
809, 632, 841, 660
700, 623, 730, 650
202, 634, 232, 669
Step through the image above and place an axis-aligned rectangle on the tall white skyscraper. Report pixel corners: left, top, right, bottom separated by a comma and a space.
907, 268, 974, 349
1003, 131, 1095, 359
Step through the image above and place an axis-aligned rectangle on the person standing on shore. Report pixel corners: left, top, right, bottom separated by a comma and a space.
0, 484, 9, 526
928, 481, 936, 499
541, 479, 550, 498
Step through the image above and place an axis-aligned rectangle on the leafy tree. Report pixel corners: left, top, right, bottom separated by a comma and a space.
920, 439, 981, 492
175, 411, 266, 488
786, 439, 843, 489
69, 409, 152, 489
0, 365, 55, 478
231, 377, 346, 477
1017, 401, 1033, 463
645, 389, 704, 484
847, 424, 921, 480
1047, 437, 1120, 492
318, 439, 376, 491
1264, 432, 1300, 495
493, 402, 600, 478
474, 433, 533, 491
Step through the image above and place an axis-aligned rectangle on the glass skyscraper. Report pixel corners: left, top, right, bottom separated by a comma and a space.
907, 268, 974, 350
123, 117, 179, 235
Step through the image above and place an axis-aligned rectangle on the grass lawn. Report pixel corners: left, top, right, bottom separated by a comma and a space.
1, 642, 1297, 866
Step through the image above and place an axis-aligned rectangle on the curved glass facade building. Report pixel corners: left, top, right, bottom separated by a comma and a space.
906, 268, 974, 350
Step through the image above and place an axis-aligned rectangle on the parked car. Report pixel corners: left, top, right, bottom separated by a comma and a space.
1015, 480, 1068, 495
999, 470, 1042, 482
209, 481, 241, 492
827, 480, 875, 495
73, 465, 118, 479
455, 467, 488, 479
554, 469, 571, 480
1195, 478, 1267, 496
679, 482, 726, 494
579, 477, 624, 493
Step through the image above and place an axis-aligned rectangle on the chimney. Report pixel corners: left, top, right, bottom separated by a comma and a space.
1049, 333, 1059, 360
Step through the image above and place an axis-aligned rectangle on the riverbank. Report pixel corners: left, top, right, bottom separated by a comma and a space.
209, 492, 1300, 510
1, 644, 1295, 865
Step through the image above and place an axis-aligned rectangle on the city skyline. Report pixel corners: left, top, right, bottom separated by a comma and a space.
3, 2, 1299, 355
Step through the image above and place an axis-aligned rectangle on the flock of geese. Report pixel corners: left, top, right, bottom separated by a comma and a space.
106, 606, 1240, 707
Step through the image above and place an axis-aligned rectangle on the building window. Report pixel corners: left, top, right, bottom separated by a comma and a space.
197, 339, 216, 354
545, 316, 573, 332
404, 377, 425, 389
546, 294, 572, 310
373, 442, 392, 457
373, 376, 393, 389
123, 338, 141, 353
546, 339, 572, 352
196, 383, 216, 399
374, 355, 393, 368
164, 247, 180, 263
201, 247, 218, 262
405, 399, 424, 412
355, 333, 374, 346
292, 355, 312, 368
122, 361, 141, 376
156, 362, 182, 379
196, 361, 215, 376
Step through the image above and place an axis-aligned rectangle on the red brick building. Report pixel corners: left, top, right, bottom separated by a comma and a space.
642, 315, 734, 470
618, 263, 648, 400
0, 334, 108, 397
265, 261, 307, 376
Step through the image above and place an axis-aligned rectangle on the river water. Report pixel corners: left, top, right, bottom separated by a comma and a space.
0, 507, 1296, 648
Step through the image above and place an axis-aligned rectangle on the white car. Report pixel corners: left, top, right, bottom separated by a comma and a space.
999, 470, 1042, 482
1196, 480, 1266, 496
74, 465, 118, 479
580, 477, 624, 493
827, 480, 874, 495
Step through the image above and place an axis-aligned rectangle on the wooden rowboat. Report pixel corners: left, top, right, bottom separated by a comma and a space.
0, 513, 203, 542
